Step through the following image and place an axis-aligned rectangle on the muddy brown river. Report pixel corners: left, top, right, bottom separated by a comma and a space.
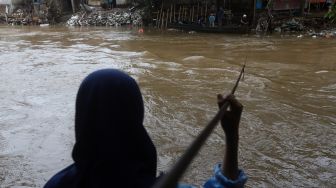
0, 26, 335, 187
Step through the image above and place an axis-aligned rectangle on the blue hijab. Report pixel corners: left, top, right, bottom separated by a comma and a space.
45, 69, 157, 188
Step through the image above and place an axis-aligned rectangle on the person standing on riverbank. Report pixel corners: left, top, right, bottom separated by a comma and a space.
209, 13, 216, 27
44, 69, 247, 188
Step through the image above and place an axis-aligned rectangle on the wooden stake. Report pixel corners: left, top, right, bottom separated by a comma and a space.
189, 7, 192, 22
205, 2, 207, 24
253, 0, 256, 24
161, 11, 165, 29
192, 6, 195, 22
166, 9, 169, 28
173, 4, 176, 22
184, 7, 187, 21
156, 11, 159, 28
158, 2, 164, 28
182, 6, 184, 21
71, 0, 76, 13
170, 4, 173, 23
178, 6, 181, 22
196, 3, 199, 20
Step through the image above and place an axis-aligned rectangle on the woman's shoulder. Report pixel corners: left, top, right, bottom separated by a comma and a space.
44, 164, 77, 188
177, 183, 197, 188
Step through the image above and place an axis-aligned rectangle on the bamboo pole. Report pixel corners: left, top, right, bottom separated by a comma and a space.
308, 1, 311, 14
196, 3, 199, 20
170, 4, 173, 23
182, 6, 185, 21
156, 11, 159, 28
173, 4, 176, 22
178, 6, 181, 22
158, 2, 164, 28
189, 7, 192, 22
205, 2, 207, 24
163, 11, 166, 29
166, 9, 169, 28
182, 6, 184, 21
192, 6, 195, 22
253, 0, 256, 25
184, 7, 187, 21
71, 0, 76, 13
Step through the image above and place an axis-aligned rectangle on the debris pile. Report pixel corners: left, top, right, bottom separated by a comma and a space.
255, 13, 336, 38
271, 17, 336, 38
307, 29, 336, 38
67, 8, 144, 27
6, 9, 29, 25
2, 7, 49, 25
280, 18, 304, 32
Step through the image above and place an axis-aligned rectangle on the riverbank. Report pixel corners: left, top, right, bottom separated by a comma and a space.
1, 6, 336, 38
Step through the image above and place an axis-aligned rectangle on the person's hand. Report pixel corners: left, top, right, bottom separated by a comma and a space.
217, 94, 243, 141
217, 94, 243, 180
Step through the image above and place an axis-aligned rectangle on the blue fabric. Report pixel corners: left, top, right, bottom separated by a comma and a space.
178, 164, 247, 188
44, 165, 78, 188
44, 69, 157, 188
209, 15, 215, 22
256, 0, 263, 9
203, 164, 247, 188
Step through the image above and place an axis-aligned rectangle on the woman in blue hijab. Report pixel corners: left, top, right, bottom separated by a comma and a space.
44, 69, 247, 188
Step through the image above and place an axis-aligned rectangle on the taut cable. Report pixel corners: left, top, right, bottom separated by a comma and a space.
152, 63, 246, 188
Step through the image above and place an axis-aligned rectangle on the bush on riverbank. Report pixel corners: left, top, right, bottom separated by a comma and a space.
325, 3, 336, 23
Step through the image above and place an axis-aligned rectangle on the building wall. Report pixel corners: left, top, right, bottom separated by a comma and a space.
273, 0, 301, 10
88, 0, 100, 6
0, 0, 12, 4
116, 0, 128, 5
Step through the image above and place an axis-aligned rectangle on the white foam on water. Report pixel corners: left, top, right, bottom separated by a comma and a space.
182, 55, 205, 61
110, 44, 120, 48
67, 38, 86, 42
137, 62, 157, 69
315, 70, 329, 74
184, 70, 194, 75
152, 61, 182, 68
70, 43, 96, 50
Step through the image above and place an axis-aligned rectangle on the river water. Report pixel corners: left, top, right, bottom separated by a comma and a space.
0, 26, 335, 187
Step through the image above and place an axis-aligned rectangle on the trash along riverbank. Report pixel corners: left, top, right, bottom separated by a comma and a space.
255, 16, 336, 38
66, 8, 144, 27
1, 5, 336, 38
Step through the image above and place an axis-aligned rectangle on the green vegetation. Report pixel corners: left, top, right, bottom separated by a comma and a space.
325, 3, 336, 23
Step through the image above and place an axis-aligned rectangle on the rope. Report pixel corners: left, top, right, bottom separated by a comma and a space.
152, 63, 245, 188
